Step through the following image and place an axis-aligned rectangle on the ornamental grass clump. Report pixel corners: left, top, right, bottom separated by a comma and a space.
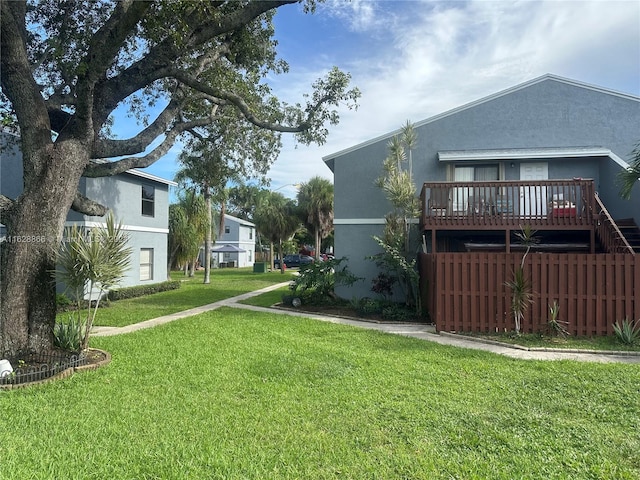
613, 317, 640, 345
54, 212, 132, 351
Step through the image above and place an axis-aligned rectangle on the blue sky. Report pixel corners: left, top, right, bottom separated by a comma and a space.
142, 0, 640, 199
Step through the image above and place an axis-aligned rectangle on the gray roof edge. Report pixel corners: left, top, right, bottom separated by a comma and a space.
322, 74, 640, 164
224, 213, 255, 227
125, 168, 177, 187
438, 146, 613, 161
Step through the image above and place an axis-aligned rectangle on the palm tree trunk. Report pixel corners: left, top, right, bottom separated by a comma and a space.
203, 188, 212, 284
315, 227, 321, 260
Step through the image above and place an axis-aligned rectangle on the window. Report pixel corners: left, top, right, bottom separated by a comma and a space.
140, 248, 154, 281
453, 165, 500, 212
224, 226, 230, 234
142, 184, 155, 217
249, 229, 253, 240
454, 165, 499, 181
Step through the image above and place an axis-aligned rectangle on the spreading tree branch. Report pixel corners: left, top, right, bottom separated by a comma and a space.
92, 1, 294, 126
173, 71, 309, 132
0, 194, 15, 216
84, 116, 214, 177
70, 192, 108, 216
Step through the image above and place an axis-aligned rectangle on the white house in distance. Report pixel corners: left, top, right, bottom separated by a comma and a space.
201, 213, 256, 268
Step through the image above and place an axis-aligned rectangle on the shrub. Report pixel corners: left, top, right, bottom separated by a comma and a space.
371, 273, 396, 300
107, 280, 182, 301
382, 303, 413, 322
56, 293, 73, 312
291, 257, 361, 304
357, 297, 384, 316
613, 318, 640, 345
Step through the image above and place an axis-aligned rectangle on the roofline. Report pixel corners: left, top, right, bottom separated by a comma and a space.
437, 146, 631, 170
125, 168, 177, 187
224, 213, 255, 227
323, 74, 640, 169
438, 146, 614, 162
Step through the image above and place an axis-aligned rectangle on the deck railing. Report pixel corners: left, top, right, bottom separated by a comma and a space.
420, 179, 595, 230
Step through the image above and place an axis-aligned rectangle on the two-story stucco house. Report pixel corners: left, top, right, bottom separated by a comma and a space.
207, 214, 256, 268
323, 74, 639, 336
1, 133, 176, 289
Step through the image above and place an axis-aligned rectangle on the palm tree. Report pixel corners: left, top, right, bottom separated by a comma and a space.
618, 142, 640, 200
168, 190, 208, 278
297, 177, 334, 260
254, 191, 300, 272
175, 150, 234, 284
401, 120, 417, 179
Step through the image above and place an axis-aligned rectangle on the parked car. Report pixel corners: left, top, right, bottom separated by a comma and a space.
274, 254, 314, 269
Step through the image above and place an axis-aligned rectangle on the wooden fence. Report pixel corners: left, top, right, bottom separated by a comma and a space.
419, 253, 639, 336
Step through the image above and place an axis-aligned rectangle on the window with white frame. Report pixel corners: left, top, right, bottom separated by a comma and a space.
140, 248, 154, 281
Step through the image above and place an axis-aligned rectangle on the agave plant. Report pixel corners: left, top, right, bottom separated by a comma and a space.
613, 317, 640, 345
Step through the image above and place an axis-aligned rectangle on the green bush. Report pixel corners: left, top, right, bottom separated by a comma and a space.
291, 257, 361, 305
107, 280, 182, 301
357, 297, 384, 315
382, 303, 413, 321
56, 293, 73, 312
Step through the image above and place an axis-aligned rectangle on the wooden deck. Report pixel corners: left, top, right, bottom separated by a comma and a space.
420, 179, 600, 253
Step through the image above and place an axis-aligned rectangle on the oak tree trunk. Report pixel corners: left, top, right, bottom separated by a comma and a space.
1, 142, 87, 358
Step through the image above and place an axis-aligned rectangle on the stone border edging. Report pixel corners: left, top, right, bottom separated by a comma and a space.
0, 348, 111, 391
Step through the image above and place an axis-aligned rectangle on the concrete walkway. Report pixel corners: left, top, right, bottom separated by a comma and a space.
92, 282, 640, 364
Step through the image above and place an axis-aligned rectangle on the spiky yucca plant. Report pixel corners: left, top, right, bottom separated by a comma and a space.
55, 212, 132, 350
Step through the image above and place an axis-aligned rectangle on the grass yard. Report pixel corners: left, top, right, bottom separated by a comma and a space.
57, 268, 294, 327
3, 307, 639, 479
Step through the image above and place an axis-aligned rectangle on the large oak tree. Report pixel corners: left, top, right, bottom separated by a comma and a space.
0, 0, 359, 358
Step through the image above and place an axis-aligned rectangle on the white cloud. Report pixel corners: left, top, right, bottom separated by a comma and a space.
267, 0, 639, 194
142, 0, 640, 197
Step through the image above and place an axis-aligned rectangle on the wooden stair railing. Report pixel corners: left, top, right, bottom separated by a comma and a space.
594, 193, 635, 254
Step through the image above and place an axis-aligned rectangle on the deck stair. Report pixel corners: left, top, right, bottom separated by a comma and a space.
616, 218, 640, 254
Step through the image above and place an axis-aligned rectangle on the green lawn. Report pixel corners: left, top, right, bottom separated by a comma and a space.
57, 268, 295, 327
3, 308, 639, 479
239, 284, 290, 307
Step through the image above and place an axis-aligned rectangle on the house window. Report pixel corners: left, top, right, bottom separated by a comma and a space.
142, 184, 155, 217
224, 226, 230, 234
249, 229, 253, 240
454, 164, 499, 181
140, 248, 154, 281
